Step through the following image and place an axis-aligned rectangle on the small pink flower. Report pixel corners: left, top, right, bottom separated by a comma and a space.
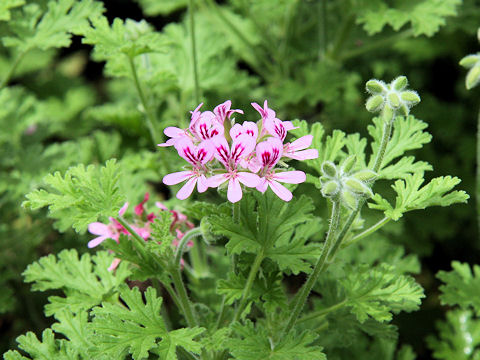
134, 192, 149, 216
191, 111, 224, 142
87, 222, 117, 248
214, 100, 243, 124
163, 138, 212, 200
207, 135, 260, 203
283, 135, 319, 160
256, 137, 283, 169
230, 121, 258, 141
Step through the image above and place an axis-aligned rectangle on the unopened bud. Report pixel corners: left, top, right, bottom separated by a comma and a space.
366, 79, 386, 94
459, 54, 480, 69
321, 161, 337, 178
342, 155, 357, 174
341, 189, 357, 210
466, 65, 480, 90
344, 178, 373, 197
352, 169, 377, 183
387, 92, 401, 108
392, 76, 408, 91
321, 180, 339, 197
400, 90, 421, 105
366, 95, 384, 112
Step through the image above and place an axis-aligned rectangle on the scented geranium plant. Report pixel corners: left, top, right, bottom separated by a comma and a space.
4, 74, 469, 360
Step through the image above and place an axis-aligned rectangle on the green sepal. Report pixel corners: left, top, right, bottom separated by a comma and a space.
321, 161, 337, 178
342, 155, 357, 174
366, 95, 384, 113
392, 76, 408, 91
321, 180, 340, 198
366, 79, 386, 94
397, 104, 410, 116
352, 169, 377, 183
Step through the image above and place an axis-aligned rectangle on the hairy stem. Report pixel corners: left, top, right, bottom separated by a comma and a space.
170, 265, 198, 327
189, 0, 200, 104
127, 56, 158, 145
297, 299, 347, 324
341, 216, 390, 248
175, 227, 203, 267
1, 50, 27, 89
282, 199, 341, 335
116, 216, 149, 258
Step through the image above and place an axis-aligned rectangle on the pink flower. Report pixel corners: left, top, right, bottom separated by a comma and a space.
157, 127, 191, 147
255, 137, 306, 201
283, 135, 319, 160
87, 202, 129, 248
214, 100, 243, 124
230, 121, 258, 141
134, 192, 149, 216
191, 111, 224, 142
163, 138, 212, 200
207, 135, 260, 203
251, 100, 276, 121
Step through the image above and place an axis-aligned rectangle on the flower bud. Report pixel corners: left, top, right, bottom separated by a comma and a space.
321, 161, 337, 178
344, 178, 373, 197
466, 65, 480, 90
352, 169, 377, 183
400, 90, 421, 105
382, 105, 395, 122
366, 95, 384, 112
366, 79, 386, 94
387, 92, 401, 108
319, 176, 330, 184
321, 180, 339, 198
392, 76, 408, 91
459, 54, 480, 69
342, 155, 357, 174
341, 189, 357, 209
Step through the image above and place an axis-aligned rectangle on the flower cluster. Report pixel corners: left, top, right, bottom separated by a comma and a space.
159, 100, 318, 203
87, 192, 194, 270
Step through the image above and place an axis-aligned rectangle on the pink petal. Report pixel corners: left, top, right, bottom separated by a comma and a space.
174, 138, 197, 165
231, 134, 256, 164
230, 123, 243, 139
290, 135, 313, 151
197, 140, 214, 164
108, 258, 121, 272
227, 178, 242, 203
134, 192, 149, 216
237, 172, 260, 187
157, 138, 176, 147
119, 202, 129, 216
164, 126, 185, 138
163, 171, 193, 185
197, 174, 208, 193
256, 137, 284, 168
268, 180, 293, 201
176, 177, 197, 200
207, 174, 228, 188
256, 177, 268, 193
88, 235, 109, 248
283, 121, 297, 131
155, 201, 168, 210
287, 149, 318, 160
88, 222, 110, 236
273, 171, 306, 184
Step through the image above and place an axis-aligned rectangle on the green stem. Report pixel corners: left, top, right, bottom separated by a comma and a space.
340, 30, 413, 61
232, 250, 264, 322
477, 105, 480, 239
175, 227, 203, 267
328, 108, 396, 260
117, 216, 148, 258
127, 56, 159, 145
1, 50, 27, 89
189, 238, 209, 277
189, 0, 200, 104
213, 296, 227, 331
341, 216, 390, 248
171, 265, 198, 327
297, 299, 347, 324
282, 200, 341, 335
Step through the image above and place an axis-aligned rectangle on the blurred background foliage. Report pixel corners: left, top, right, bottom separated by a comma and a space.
1, 0, 479, 358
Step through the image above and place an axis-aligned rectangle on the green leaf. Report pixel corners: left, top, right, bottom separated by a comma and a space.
369, 172, 469, 221
437, 261, 480, 314
210, 192, 320, 275
89, 285, 204, 360
0, 0, 25, 21
80, 15, 170, 77
356, 0, 462, 36
368, 115, 432, 179
427, 310, 480, 360
51, 311, 94, 359
23, 250, 130, 316
341, 264, 424, 323
226, 321, 326, 360
3, 0, 103, 52
134, 0, 187, 16
4, 329, 80, 360
23, 159, 125, 233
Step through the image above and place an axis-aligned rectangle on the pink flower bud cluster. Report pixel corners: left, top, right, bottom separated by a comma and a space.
159, 100, 318, 203
87, 192, 194, 270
